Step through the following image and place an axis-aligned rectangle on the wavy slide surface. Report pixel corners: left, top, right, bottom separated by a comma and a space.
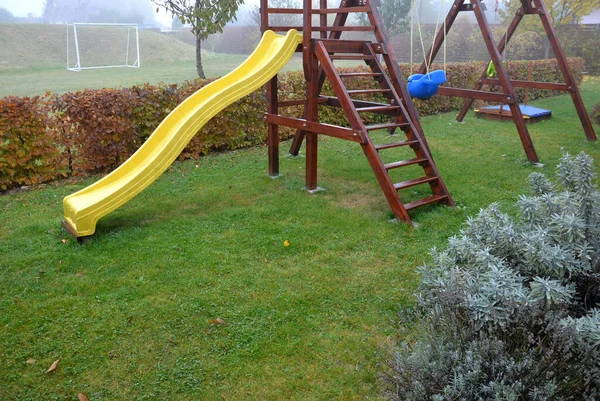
63, 30, 302, 237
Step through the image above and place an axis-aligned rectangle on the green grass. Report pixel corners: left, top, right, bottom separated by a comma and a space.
0, 57, 246, 98
0, 24, 366, 98
1, 77, 599, 400
0, 24, 258, 97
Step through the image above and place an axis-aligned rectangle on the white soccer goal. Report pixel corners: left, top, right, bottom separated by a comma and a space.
67, 23, 141, 72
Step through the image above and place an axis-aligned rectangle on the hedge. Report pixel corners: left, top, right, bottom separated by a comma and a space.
0, 95, 67, 189
0, 58, 584, 191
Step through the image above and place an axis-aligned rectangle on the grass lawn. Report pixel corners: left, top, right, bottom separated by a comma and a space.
1, 78, 599, 399
0, 54, 361, 98
0, 25, 362, 98
0, 56, 248, 98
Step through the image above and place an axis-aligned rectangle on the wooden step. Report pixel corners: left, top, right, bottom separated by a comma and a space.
394, 176, 437, 190
404, 195, 448, 210
338, 72, 383, 78
313, 26, 376, 32
347, 89, 392, 95
365, 122, 410, 131
310, 7, 371, 14
374, 140, 418, 150
330, 54, 373, 60
384, 157, 428, 170
356, 105, 399, 113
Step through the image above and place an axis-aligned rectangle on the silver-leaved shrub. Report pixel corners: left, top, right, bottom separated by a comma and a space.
383, 152, 600, 401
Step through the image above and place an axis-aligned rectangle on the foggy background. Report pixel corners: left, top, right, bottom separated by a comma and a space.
0, 0, 262, 28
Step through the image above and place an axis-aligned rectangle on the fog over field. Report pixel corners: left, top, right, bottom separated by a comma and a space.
0, 0, 262, 27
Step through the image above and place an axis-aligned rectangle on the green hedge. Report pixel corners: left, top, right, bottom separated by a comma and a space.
0, 58, 584, 191
592, 103, 600, 127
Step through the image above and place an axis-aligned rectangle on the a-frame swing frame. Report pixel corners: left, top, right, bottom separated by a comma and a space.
416, 0, 597, 163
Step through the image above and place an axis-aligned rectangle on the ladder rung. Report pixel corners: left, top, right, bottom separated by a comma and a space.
366, 123, 410, 131
356, 105, 399, 113
374, 140, 418, 150
347, 89, 392, 95
313, 26, 376, 32
339, 72, 383, 77
310, 7, 371, 14
384, 157, 428, 170
394, 176, 438, 190
330, 55, 373, 60
404, 195, 448, 211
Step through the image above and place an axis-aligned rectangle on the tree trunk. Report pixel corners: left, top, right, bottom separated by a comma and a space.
194, 0, 206, 78
544, 38, 551, 59
195, 32, 205, 78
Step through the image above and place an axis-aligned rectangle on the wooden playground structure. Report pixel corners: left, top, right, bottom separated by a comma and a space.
260, 0, 597, 225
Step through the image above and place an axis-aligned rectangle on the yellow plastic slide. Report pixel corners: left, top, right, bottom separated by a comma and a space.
62, 30, 302, 238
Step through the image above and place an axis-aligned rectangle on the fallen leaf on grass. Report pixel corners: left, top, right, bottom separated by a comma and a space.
46, 359, 59, 373
77, 392, 89, 401
209, 318, 226, 325
26, 358, 36, 365
283, 240, 290, 247
61, 239, 69, 244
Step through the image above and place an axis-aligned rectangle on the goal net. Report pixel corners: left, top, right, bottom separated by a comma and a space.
67, 23, 140, 72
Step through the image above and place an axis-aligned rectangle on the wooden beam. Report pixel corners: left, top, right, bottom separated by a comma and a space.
278, 98, 329, 107
289, 0, 360, 156
321, 96, 401, 116
437, 87, 512, 102
265, 114, 364, 143
320, 0, 327, 39
417, 0, 464, 75
319, 39, 371, 53
267, 76, 279, 177
311, 7, 370, 13
532, 0, 596, 141
305, 35, 320, 190
457, 7, 524, 120
471, 0, 538, 163
479, 79, 570, 91
260, 0, 268, 34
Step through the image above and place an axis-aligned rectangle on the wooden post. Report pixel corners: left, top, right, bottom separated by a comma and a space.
320, 0, 327, 39
289, 0, 358, 156
260, 0, 268, 33
303, 0, 313, 81
524, 60, 532, 105
532, 0, 596, 141
471, 0, 538, 163
456, 6, 524, 121
306, 52, 320, 190
267, 75, 280, 177
303, 0, 319, 190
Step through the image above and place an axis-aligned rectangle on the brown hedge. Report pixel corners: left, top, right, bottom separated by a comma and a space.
0, 58, 584, 191
0, 95, 67, 190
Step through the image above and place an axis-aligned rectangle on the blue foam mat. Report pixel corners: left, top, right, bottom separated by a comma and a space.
479, 104, 552, 118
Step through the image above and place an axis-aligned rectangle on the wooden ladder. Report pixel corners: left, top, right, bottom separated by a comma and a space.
315, 39, 454, 223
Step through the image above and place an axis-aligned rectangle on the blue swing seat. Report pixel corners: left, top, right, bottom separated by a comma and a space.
407, 70, 447, 100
